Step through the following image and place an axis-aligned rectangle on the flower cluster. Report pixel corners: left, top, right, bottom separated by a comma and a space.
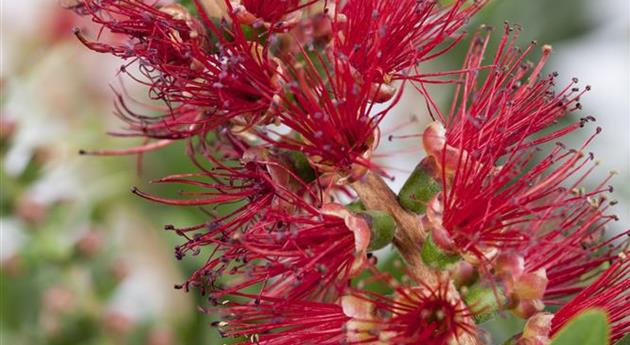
70, 1, 629, 344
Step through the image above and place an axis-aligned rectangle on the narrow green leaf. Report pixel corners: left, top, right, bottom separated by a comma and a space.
550, 309, 610, 345
615, 333, 630, 345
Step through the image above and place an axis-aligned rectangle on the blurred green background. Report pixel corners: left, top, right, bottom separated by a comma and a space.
1, 1, 628, 344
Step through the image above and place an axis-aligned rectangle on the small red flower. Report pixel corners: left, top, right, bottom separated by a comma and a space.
74, 1, 204, 64
73, 0, 284, 139
346, 273, 476, 345
213, 270, 476, 345
418, 26, 602, 264
333, 0, 487, 82
423, 124, 604, 266
492, 184, 626, 318
130, 135, 330, 295
520, 188, 625, 305
195, 203, 371, 302
423, 25, 592, 172
133, 135, 371, 301
213, 295, 349, 345
257, 56, 399, 179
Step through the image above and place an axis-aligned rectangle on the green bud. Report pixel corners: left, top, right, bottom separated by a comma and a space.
421, 234, 460, 269
346, 200, 366, 213
398, 157, 441, 214
358, 210, 396, 251
463, 284, 508, 324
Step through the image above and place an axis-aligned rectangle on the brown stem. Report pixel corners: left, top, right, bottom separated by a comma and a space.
351, 170, 481, 345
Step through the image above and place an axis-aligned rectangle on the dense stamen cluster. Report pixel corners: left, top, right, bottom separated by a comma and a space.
70, 1, 629, 344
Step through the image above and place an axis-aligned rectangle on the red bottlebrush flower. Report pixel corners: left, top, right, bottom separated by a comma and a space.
417, 26, 602, 263
196, 203, 371, 302
257, 56, 401, 180
345, 273, 476, 345
519, 184, 626, 305
73, 0, 284, 139
423, 123, 604, 265
213, 295, 349, 345
491, 177, 626, 317
213, 272, 476, 345
550, 255, 630, 342
423, 25, 591, 166
333, 0, 487, 82
130, 134, 328, 293
73, 1, 204, 67
133, 133, 370, 301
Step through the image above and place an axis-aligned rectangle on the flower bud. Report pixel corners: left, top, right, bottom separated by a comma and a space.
369, 82, 397, 103
450, 261, 478, 287
398, 157, 441, 214
512, 299, 545, 319
495, 252, 525, 280
513, 269, 548, 301
357, 210, 396, 251
516, 312, 553, 345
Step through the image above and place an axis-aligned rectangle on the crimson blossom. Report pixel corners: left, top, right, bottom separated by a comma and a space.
69, 1, 629, 344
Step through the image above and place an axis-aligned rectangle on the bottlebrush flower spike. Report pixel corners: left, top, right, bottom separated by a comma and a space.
421, 123, 605, 265
550, 254, 630, 342
197, 203, 372, 302
423, 24, 592, 167
212, 295, 350, 345
213, 271, 476, 345
347, 271, 476, 344
72, 0, 286, 139
416, 25, 603, 264
258, 55, 401, 181
66, 0, 628, 343
333, 0, 487, 82
130, 135, 325, 294
517, 182, 627, 305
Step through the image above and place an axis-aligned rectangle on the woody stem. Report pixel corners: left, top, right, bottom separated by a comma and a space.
351, 170, 481, 345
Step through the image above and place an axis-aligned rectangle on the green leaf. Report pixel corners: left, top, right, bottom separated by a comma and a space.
550, 309, 610, 345
615, 333, 630, 345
